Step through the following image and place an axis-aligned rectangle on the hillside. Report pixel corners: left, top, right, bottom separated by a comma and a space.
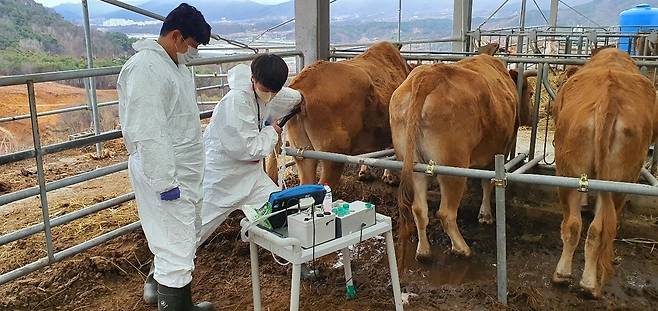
0, 0, 134, 75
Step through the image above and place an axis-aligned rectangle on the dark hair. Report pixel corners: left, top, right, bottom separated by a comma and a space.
160, 3, 211, 45
251, 54, 289, 92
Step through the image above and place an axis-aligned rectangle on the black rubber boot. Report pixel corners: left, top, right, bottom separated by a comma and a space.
144, 262, 158, 305
157, 283, 215, 311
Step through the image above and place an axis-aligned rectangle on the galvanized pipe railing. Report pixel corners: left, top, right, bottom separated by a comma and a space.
284, 148, 658, 196
0, 221, 141, 285
0, 193, 135, 246
0, 162, 128, 206
0, 51, 302, 125
334, 49, 658, 60
331, 52, 658, 67
0, 100, 120, 124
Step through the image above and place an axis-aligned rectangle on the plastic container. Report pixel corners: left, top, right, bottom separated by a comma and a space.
619, 4, 658, 54
322, 184, 332, 213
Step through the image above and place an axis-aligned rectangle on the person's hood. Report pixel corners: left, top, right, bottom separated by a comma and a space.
132, 39, 170, 56
227, 64, 253, 92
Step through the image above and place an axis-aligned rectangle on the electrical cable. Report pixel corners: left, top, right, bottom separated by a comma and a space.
531, 0, 549, 25
248, 0, 341, 44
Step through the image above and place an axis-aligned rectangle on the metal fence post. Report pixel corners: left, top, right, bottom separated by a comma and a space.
511, 58, 526, 160
494, 154, 508, 305
27, 81, 56, 262
528, 63, 544, 160
81, 0, 103, 158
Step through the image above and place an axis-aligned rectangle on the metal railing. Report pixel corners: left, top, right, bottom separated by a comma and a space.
0, 50, 304, 286
468, 27, 658, 56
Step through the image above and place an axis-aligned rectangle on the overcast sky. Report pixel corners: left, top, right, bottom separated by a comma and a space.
34, 0, 288, 8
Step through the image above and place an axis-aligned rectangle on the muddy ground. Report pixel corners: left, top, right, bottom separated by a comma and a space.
1, 153, 658, 310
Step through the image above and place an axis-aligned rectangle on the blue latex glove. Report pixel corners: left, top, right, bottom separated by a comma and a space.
160, 187, 180, 201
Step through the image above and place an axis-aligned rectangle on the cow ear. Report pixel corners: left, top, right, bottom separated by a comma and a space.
591, 44, 615, 56
564, 66, 579, 79
477, 43, 499, 56
509, 69, 519, 84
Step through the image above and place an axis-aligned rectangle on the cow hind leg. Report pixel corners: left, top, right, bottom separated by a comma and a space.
436, 175, 471, 257
553, 188, 583, 285
319, 160, 345, 189
410, 174, 432, 261
580, 192, 617, 299
296, 158, 318, 185
478, 179, 494, 225
265, 139, 282, 185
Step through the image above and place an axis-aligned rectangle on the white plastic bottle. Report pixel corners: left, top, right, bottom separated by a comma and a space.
322, 184, 332, 213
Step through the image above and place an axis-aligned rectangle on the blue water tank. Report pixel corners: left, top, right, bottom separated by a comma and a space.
619, 4, 658, 54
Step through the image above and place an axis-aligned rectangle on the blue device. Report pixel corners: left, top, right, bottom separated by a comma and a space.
266, 184, 326, 229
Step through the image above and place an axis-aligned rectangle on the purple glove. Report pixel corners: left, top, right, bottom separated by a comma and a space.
160, 187, 180, 201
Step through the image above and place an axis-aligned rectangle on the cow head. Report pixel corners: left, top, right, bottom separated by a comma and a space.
509, 69, 537, 127
556, 65, 580, 89
477, 42, 500, 56
392, 42, 404, 50
591, 44, 616, 57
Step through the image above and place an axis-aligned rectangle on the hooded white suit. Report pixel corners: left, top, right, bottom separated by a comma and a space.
118, 39, 204, 288
198, 64, 300, 245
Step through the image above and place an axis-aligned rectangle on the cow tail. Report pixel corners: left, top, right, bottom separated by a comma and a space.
398, 72, 436, 246
592, 78, 619, 285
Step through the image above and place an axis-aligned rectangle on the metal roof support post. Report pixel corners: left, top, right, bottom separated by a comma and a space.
511, 0, 528, 160
452, 0, 464, 52
549, 0, 559, 31
397, 0, 402, 43
295, 0, 330, 65
81, 0, 102, 158
463, 0, 473, 52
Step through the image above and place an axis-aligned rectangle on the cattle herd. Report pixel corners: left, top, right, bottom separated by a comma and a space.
266, 42, 658, 299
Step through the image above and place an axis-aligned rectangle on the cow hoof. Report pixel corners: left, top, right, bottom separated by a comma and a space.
450, 247, 472, 258
415, 252, 433, 263
382, 174, 400, 186
579, 281, 602, 299
358, 171, 375, 181
478, 213, 494, 225
551, 272, 572, 286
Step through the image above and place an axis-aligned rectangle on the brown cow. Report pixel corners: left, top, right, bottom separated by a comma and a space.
552, 47, 656, 298
391, 44, 535, 261
273, 42, 411, 188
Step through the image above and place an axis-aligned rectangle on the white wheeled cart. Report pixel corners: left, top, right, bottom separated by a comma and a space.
240, 213, 404, 311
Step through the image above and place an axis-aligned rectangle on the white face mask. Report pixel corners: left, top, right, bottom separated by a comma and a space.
254, 87, 276, 104
177, 45, 199, 65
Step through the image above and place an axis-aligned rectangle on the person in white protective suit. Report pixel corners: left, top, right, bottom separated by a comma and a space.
198, 54, 302, 245
117, 4, 214, 310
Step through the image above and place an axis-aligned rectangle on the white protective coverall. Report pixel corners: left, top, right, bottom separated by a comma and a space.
117, 39, 204, 288
198, 64, 301, 245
